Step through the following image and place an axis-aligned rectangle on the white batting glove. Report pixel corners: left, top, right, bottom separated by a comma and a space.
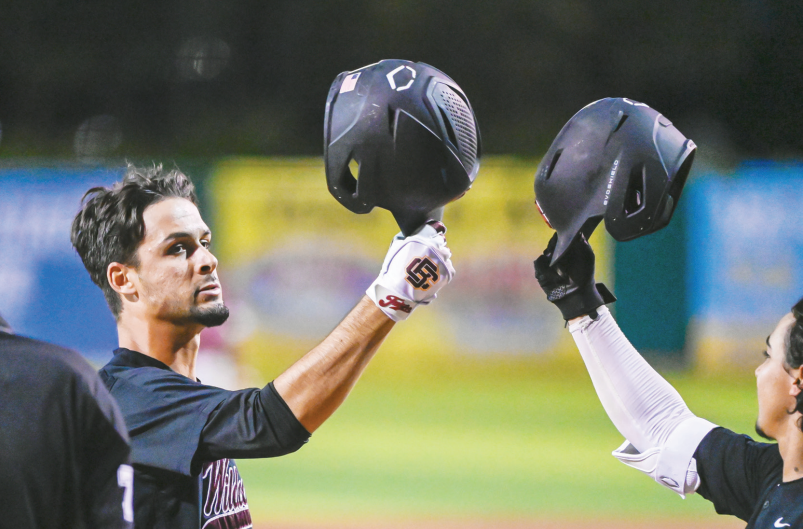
367, 221, 455, 322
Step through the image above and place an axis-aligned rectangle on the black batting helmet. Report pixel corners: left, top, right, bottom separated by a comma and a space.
324, 59, 481, 235
534, 97, 696, 265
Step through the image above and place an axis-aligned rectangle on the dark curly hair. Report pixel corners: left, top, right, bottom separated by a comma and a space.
71, 163, 197, 318
785, 297, 803, 427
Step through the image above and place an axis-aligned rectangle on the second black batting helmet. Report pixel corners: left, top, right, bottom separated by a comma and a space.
534, 97, 696, 265
324, 59, 481, 235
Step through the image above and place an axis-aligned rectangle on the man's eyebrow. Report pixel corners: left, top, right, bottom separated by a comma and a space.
162, 230, 211, 243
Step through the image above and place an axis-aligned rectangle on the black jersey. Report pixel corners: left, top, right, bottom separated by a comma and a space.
99, 348, 310, 529
0, 331, 133, 529
695, 427, 803, 528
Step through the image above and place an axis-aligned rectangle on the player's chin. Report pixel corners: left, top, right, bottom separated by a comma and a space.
189, 302, 230, 328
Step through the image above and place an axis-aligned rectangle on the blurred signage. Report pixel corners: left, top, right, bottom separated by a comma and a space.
0, 167, 122, 362
210, 157, 612, 365
686, 165, 803, 369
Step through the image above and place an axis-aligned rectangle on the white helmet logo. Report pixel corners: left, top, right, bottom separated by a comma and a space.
386, 65, 416, 91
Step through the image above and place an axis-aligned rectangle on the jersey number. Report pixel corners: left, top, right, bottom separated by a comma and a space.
117, 464, 134, 523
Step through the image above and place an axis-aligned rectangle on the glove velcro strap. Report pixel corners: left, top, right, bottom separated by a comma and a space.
551, 282, 616, 321
596, 283, 617, 304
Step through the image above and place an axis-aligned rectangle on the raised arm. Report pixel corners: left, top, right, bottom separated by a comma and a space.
274, 222, 454, 433
273, 297, 393, 432
535, 234, 716, 497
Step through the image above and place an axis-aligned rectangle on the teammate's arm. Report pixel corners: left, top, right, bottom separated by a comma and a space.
535, 234, 716, 497
274, 222, 453, 433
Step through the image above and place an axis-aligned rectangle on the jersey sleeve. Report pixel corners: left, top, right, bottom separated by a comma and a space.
694, 427, 782, 521
107, 370, 309, 476
194, 381, 310, 463
105, 372, 232, 476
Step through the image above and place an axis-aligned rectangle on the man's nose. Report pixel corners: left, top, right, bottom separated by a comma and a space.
198, 247, 218, 274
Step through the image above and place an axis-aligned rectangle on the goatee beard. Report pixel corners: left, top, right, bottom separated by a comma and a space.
190, 303, 230, 328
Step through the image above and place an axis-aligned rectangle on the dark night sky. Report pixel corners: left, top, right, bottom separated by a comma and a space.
1, 0, 801, 162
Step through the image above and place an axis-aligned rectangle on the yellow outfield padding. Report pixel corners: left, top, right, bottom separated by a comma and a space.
209, 157, 613, 377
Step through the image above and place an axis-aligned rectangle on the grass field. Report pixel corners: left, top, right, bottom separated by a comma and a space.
236, 357, 756, 528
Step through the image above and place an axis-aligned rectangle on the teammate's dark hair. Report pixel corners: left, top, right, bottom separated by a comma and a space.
71, 163, 197, 318
785, 297, 803, 428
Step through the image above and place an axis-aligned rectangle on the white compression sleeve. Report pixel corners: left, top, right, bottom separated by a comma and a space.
568, 306, 716, 496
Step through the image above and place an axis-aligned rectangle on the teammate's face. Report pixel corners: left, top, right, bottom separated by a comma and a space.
754, 313, 798, 440
131, 197, 229, 328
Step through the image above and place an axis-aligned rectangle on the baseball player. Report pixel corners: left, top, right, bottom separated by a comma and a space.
533, 98, 803, 527
69, 58, 480, 528
68, 164, 454, 529
536, 235, 803, 528
0, 312, 133, 528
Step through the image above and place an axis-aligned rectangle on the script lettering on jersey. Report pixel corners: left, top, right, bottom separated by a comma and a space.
201, 459, 252, 529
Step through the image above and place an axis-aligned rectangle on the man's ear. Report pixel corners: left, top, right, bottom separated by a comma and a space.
791, 366, 803, 397
107, 262, 138, 301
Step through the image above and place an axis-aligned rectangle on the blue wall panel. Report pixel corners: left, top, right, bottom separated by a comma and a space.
0, 167, 124, 362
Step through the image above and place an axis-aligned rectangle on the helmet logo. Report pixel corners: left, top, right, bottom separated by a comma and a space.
386, 65, 416, 92
604, 159, 620, 206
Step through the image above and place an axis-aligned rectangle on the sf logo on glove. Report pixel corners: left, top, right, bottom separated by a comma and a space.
405, 257, 439, 290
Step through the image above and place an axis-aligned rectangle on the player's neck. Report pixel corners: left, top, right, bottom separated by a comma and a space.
116, 314, 202, 381
777, 418, 803, 482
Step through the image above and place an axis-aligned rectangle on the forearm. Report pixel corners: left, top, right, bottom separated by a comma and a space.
273, 296, 394, 432
569, 306, 716, 496
569, 306, 711, 450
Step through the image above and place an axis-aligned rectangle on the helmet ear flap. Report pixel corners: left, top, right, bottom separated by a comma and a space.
666, 141, 696, 204
622, 164, 647, 217
649, 141, 695, 232
325, 143, 373, 214
339, 156, 359, 197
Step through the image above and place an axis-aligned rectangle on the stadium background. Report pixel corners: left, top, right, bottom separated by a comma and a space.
1, 1, 803, 527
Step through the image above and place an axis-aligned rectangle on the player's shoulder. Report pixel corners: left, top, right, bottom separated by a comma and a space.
699, 426, 783, 478
0, 331, 127, 433
0, 331, 101, 385
702, 427, 781, 456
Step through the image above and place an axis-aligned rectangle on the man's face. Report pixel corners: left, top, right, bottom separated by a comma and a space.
130, 197, 229, 328
754, 313, 797, 440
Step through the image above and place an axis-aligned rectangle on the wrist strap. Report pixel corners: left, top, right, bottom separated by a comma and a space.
367, 283, 417, 322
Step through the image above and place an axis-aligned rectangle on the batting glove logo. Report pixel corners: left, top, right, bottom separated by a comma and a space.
378, 295, 413, 313
405, 257, 439, 290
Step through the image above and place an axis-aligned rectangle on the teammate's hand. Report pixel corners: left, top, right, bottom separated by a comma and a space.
534, 233, 616, 321
367, 220, 455, 322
